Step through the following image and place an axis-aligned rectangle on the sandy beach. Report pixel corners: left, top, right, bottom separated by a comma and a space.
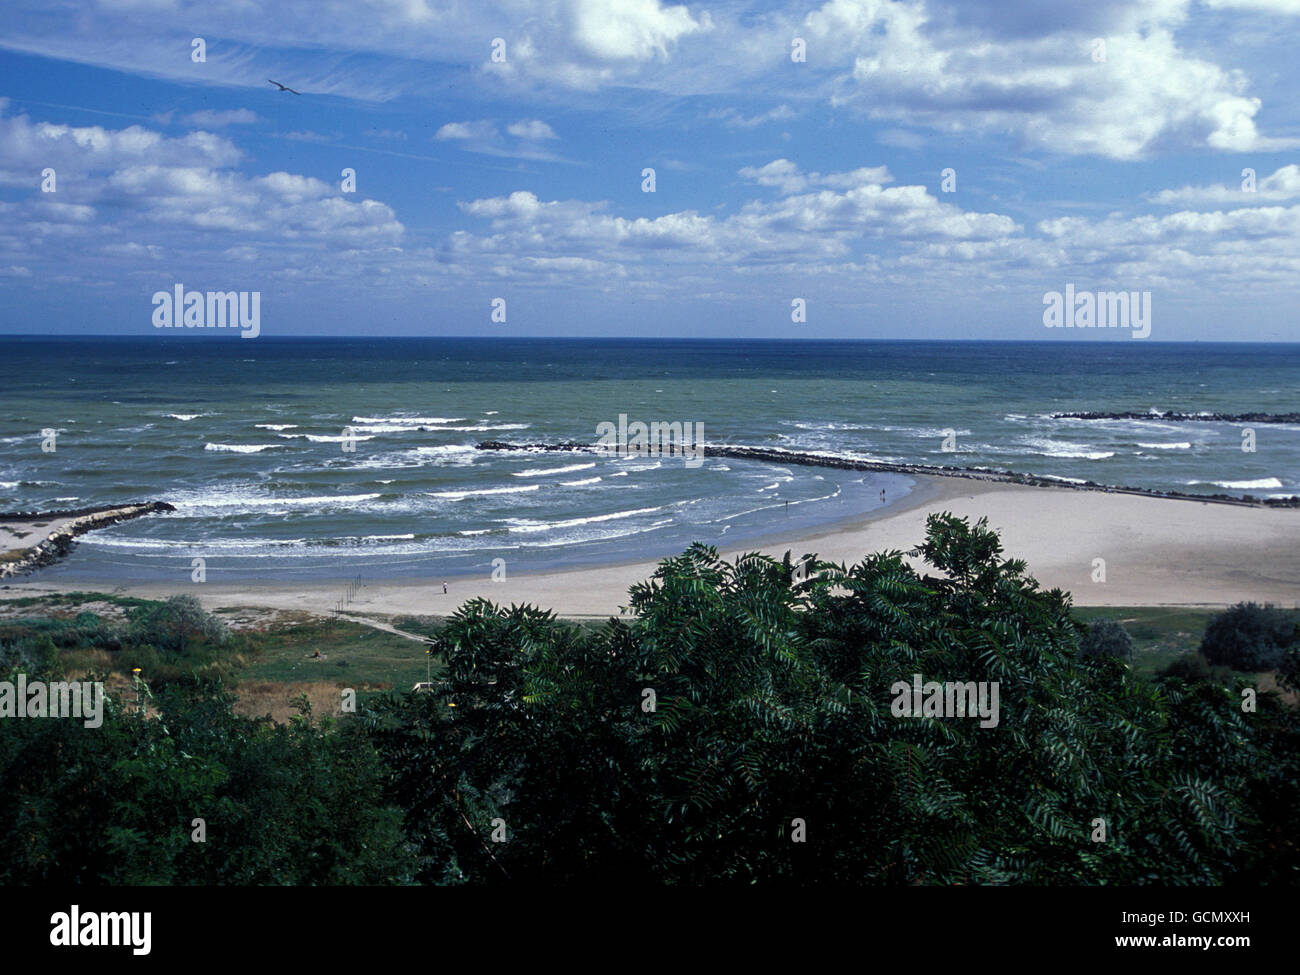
2, 475, 1296, 620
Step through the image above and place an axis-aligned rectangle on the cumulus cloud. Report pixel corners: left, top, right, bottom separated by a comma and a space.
506, 119, 557, 140
570, 0, 709, 60
0, 1, 1293, 159
435, 118, 563, 160
1149, 164, 1300, 205
0, 105, 405, 288
0, 105, 241, 187
739, 159, 894, 195
806, 0, 1298, 159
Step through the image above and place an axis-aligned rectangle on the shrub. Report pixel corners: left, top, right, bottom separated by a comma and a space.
1200, 602, 1299, 672
1078, 619, 1135, 661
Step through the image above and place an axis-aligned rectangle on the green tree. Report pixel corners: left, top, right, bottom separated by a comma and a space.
1078, 619, 1136, 661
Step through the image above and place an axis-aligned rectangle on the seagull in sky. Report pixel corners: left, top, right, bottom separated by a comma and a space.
267, 80, 301, 95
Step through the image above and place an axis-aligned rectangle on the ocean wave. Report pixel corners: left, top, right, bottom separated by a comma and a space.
440, 423, 529, 432
512, 462, 596, 478
255, 423, 298, 431
503, 505, 666, 533
1021, 437, 1114, 460
167, 413, 201, 421
426, 484, 541, 500
352, 416, 467, 425
278, 433, 376, 443
1136, 442, 1192, 450
516, 519, 676, 549
204, 442, 284, 453
559, 477, 602, 486
1190, 477, 1284, 490
171, 491, 382, 510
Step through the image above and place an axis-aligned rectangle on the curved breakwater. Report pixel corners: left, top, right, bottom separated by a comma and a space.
477, 441, 1300, 509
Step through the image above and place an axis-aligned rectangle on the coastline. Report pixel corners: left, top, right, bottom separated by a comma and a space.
4, 475, 1295, 619
477, 440, 1300, 508
0, 502, 175, 579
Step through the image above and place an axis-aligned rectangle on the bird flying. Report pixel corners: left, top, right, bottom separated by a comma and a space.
267, 80, 301, 95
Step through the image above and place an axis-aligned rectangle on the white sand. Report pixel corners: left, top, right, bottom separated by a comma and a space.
3, 476, 1296, 619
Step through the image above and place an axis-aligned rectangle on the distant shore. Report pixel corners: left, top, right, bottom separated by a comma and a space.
4, 477, 1296, 619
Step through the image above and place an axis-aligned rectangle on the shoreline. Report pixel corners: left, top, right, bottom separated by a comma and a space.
4, 475, 1296, 618
476, 441, 1300, 508
0, 502, 175, 579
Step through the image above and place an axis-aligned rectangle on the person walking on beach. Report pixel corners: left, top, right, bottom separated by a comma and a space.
442, 581, 447, 594
880, 489, 886, 503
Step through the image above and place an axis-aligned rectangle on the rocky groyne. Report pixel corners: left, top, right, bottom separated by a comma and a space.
0, 501, 175, 579
476, 441, 1300, 509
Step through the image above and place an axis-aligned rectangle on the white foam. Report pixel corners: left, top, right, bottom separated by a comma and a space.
1192, 477, 1284, 490
504, 505, 666, 533
1136, 442, 1192, 450
204, 442, 283, 453
168, 413, 201, 421
426, 484, 541, 500
512, 462, 596, 478
255, 423, 298, 431
352, 416, 467, 425
1022, 437, 1114, 460
172, 491, 382, 510
559, 477, 602, 486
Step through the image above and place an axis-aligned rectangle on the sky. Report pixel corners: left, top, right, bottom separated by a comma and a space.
0, 0, 1298, 341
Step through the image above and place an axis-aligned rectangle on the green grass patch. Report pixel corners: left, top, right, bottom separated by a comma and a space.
1072, 606, 1220, 677
232, 616, 439, 696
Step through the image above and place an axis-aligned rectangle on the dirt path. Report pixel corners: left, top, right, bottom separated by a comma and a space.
334, 612, 429, 644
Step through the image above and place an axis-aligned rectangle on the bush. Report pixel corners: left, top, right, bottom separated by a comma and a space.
1078, 619, 1135, 661
1200, 602, 1299, 672
126, 594, 230, 656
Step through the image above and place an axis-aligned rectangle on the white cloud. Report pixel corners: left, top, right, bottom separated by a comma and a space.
0, 106, 241, 186
506, 119, 557, 140
739, 159, 893, 195
435, 120, 500, 143
570, 0, 709, 60
1149, 164, 1300, 205
182, 108, 260, 127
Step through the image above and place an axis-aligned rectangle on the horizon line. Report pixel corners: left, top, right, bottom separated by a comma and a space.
1, 333, 1297, 345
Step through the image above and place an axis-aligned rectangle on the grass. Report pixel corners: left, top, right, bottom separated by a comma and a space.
0, 591, 156, 613
7, 590, 1286, 719
1071, 606, 1216, 677
230, 615, 439, 708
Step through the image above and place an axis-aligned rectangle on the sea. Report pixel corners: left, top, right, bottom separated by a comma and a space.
1, 337, 1297, 584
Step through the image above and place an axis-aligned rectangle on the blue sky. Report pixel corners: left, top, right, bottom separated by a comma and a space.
1, 0, 1298, 340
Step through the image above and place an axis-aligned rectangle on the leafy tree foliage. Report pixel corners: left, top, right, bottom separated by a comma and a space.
5, 515, 1297, 885
1200, 602, 1299, 672
0, 680, 411, 884
1078, 619, 1135, 661
127, 594, 230, 655
362, 514, 1298, 885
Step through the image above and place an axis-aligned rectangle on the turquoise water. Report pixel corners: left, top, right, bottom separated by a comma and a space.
1, 337, 1297, 582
